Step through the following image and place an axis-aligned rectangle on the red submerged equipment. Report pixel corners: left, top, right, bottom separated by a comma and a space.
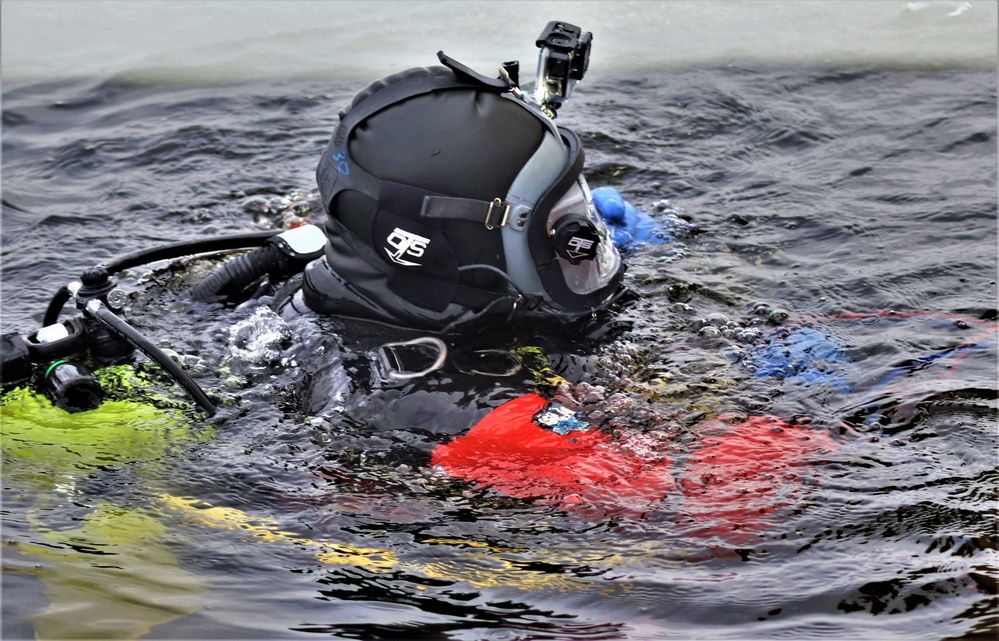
431, 393, 676, 514
432, 393, 838, 534
676, 413, 838, 541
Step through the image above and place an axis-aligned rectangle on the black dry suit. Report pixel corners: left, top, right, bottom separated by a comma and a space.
290, 58, 625, 333
2, 46, 627, 422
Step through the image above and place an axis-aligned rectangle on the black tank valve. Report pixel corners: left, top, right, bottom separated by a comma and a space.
43, 360, 105, 413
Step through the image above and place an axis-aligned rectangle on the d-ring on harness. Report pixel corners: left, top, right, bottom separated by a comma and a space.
375, 337, 448, 382
373, 339, 525, 382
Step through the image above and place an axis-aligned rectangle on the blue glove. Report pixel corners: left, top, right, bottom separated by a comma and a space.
746, 326, 852, 393
592, 187, 670, 250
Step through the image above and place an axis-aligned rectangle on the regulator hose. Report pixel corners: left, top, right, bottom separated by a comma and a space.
85, 299, 217, 416
43, 286, 73, 328
103, 230, 279, 273
190, 242, 291, 302
43, 231, 281, 326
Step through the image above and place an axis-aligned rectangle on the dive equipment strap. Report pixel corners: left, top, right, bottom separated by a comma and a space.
325, 214, 528, 318
421, 196, 511, 230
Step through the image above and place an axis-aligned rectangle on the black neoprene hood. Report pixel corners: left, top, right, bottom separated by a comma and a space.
305, 62, 624, 331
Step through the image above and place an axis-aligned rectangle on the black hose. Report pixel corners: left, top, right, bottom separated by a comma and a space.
103, 230, 279, 273
86, 301, 216, 416
30, 231, 304, 415
43, 231, 282, 324
190, 243, 289, 302
43, 286, 72, 327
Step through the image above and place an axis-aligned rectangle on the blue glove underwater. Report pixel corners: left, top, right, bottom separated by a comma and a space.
746, 326, 853, 393
592, 186, 671, 250
591, 188, 849, 391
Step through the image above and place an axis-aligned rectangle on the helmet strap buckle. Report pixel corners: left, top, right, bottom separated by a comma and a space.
485, 198, 511, 230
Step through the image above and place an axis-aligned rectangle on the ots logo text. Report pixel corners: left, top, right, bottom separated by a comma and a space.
385, 228, 430, 267
565, 236, 596, 260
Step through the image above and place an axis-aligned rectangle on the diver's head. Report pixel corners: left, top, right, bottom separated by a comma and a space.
303, 51, 624, 333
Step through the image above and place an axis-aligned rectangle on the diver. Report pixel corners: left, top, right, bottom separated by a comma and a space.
231, 23, 840, 525
187, 22, 670, 434
3, 20, 673, 436
1, 20, 838, 528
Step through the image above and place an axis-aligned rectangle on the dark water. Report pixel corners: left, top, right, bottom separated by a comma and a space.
2, 64, 996, 640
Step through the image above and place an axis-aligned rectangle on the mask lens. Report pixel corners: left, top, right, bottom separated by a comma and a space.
547, 176, 622, 295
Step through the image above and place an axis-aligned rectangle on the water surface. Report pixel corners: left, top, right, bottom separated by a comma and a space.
2, 2, 997, 640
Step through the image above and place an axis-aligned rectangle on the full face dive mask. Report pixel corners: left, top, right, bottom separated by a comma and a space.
303, 23, 625, 332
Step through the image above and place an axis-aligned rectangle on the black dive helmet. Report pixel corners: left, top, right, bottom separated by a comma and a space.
302, 22, 624, 332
